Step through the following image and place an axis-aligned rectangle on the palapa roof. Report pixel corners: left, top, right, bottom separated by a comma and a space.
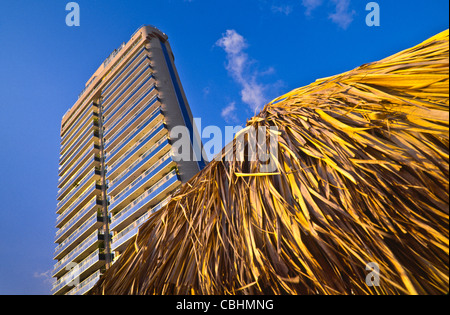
91, 30, 449, 295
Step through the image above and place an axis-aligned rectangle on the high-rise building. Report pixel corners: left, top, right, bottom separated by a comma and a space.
52, 25, 205, 295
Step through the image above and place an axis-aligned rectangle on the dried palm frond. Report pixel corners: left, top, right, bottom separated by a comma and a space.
91, 29, 449, 295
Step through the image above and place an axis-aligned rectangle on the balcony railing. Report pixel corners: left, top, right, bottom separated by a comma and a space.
56, 195, 100, 228
57, 154, 100, 192
57, 168, 101, 207
105, 118, 165, 167
104, 95, 158, 148
61, 103, 98, 146
104, 91, 158, 139
60, 123, 98, 163
110, 170, 179, 231
59, 143, 100, 178
103, 65, 153, 115
104, 102, 160, 152
55, 196, 100, 240
102, 52, 149, 105
102, 47, 148, 97
56, 182, 102, 219
98, 38, 144, 102
111, 197, 170, 252
61, 111, 98, 153
54, 214, 104, 260
67, 270, 101, 295
108, 137, 170, 191
52, 248, 105, 295
108, 155, 174, 214
53, 229, 103, 277
58, 147, 100, 187
56, 175, 101, 214
103, 75, 156, 128
59, 130, 99, 168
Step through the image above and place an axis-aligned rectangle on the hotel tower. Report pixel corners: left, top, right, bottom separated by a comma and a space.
52, 25, 205, 295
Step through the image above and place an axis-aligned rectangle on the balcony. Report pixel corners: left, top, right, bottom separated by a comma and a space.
61, 103, 99, 146
60, 122, 98, 162
56, 181, 102, 219
105, 117, 166, 167
56, 169, 101, 213
104, 90, 158, 144
102, 65, 153, 117
57, 154, 100, 192
105, 105, 162, 153
108, 140, 172, 195
103, 76, 156, 129
58, 146, 100, 187
103, 72, 155, 127
67, 270, 102, 295
104, 74, 156, 126
111, 197, 169, 253
109, 170, 180, 232
108, 156, 176, 215
54, 213, 105, 260
55, 196, 102, 241
53, 229, 104, 278
103, 47, 147, 91
102, 48, 149, 103
104, 91, 159, 140
111, 213, 147, 254
59, 130, 99, 169
56, 195, 102, 229
56, 168, 101, 208
61, 112, 99, 155
59, 143, 100, 178
106, 128, 168, 184
52, 248, 107, 295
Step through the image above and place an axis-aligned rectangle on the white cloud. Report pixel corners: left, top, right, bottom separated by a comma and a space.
271, 4, 294, 15
240, 80, 266, 113
216, 29, 274, 114
216, 29, 248, 56
34, 269, 54, 286
221, 102, 239, 123
329, 0, 355, 29
302, 0, 323, 15
300, 0, 356, 29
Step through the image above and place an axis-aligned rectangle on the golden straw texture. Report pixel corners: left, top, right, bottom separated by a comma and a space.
91, 30, 449, 295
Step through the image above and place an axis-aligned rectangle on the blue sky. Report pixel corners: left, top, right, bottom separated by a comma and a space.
0, 0, 447, 294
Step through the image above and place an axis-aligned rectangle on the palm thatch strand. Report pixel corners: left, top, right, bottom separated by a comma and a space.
91, 30, 449, 295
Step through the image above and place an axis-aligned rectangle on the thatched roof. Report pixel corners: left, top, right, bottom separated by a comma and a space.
91, 30, 449, 295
